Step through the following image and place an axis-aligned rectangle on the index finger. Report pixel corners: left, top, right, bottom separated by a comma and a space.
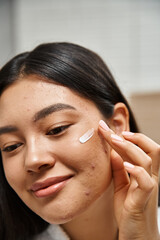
99, 121, 158, 176
122, 131, 160, 177
122, 132, 160, 154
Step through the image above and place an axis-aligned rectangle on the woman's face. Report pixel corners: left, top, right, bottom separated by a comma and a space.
0, 75, 112, 224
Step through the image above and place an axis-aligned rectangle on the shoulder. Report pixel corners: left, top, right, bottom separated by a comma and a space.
33, 224, 70, 240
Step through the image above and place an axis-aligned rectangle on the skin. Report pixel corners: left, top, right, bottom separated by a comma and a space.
0, 75, 159, 240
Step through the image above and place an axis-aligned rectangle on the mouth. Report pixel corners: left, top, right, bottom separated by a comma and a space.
30, 175, 73, 198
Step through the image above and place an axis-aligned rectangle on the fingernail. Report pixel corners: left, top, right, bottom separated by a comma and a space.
122, 131, 134, 136
99, 120, 110, 131
123, 162, 135, 169
111, 134, 123, 142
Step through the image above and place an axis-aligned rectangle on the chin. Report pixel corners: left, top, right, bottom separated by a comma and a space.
37, 203, 87, 224
38, 189, 108, 225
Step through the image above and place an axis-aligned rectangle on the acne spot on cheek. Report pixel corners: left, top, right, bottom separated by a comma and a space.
104, 149, 108, 154
84, 190, 91, 196
91, 162, 96, 170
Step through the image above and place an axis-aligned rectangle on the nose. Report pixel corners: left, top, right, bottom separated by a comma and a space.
24, 138, 56, 173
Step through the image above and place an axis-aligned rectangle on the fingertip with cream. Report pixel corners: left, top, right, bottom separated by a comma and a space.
99, 120, 110, 131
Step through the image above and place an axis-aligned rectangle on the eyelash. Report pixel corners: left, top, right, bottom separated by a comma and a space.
1, 124, 71, 153
2, 143, 23, 153
46, 124, 71, 136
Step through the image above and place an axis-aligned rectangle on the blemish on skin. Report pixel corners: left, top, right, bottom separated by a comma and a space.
84, 190, 91, 196
104, 149, 108, 154
91, 162, 95, 170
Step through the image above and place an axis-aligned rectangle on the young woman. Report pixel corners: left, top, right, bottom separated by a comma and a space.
0, 42, 159, 240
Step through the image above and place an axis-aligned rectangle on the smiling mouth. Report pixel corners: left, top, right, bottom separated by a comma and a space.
31, 175, 73, 198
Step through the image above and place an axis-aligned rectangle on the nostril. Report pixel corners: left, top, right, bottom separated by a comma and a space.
27, 164, 52, 174
39, 164, 51, 171
27, 169, 33, 174
25, 154, 56, 173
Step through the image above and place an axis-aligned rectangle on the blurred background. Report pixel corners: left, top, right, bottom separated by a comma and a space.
0, 0, 160, 143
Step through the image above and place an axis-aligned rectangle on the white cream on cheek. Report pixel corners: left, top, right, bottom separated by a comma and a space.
79, 128, 95, 144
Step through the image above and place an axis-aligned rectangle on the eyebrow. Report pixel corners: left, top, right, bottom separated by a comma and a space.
0, 126, 18, 136
33, 103, 76, 122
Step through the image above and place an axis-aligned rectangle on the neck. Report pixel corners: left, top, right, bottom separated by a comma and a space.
62, 182, 118, 240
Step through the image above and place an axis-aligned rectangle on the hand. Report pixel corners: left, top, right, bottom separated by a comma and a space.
99, 120, 160, 240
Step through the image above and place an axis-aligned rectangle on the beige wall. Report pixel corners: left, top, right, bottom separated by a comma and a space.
129, 92, 160, 144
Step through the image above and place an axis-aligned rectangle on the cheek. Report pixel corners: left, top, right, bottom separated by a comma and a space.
58, 132, 112, 192
39, 136, 112, 224
2, 157, 25, 193
61, 131, 110, 167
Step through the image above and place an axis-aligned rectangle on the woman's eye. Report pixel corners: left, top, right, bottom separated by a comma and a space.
2, 143, 22, 152
47, 125, 71, 136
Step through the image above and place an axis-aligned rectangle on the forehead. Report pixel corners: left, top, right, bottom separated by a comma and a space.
0, 75, 98, 123
0, 75, 74, 105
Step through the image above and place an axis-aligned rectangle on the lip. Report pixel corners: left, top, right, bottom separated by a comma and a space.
30, 175, 73, 198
